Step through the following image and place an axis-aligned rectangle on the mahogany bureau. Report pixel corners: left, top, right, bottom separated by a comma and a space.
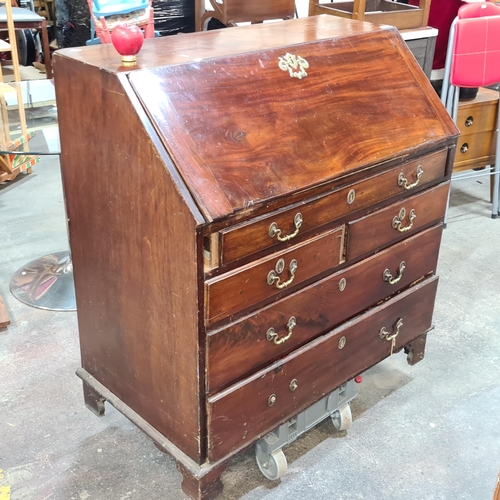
53, 16, 458, 500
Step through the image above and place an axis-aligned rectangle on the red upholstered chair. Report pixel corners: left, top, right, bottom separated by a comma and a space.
441, 2, 500, 221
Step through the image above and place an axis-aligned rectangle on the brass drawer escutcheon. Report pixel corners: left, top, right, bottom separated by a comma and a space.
269, 213, 303, 242
347, 189, 356, 205
379, 318, 403, 342
383, 261, 406, 285
268, 394, 277, 407
267, 258, 298, 289
398, 165, 424, 190
339, 277, 347, 292
289, 379, 298, 392
278, 53, 309, 80
338, 336, 346, 349
266, 316, 296, 345
392, 207, 416, 233
465, 116, 473, 127
460, 143, 469, 154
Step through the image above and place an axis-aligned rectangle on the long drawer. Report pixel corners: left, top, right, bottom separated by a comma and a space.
207, 276, 439, 461
207, 224, 443, 393
347, 181, 449, 261
205, 226, 344, 324
218, 149, 447, 264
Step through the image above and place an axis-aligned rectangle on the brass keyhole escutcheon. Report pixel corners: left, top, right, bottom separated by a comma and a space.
339, 278, 347, 292
289, 379, 298, 392
460, 143, 469, 154
465, 116, 473, 127
268, 394, 277, 407
338, 336, 346, 349
347, 189, 356, 205
275, 258, 285, 274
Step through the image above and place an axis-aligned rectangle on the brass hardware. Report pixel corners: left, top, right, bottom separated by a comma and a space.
289, 379, 298, 392
347, 189, 356, 205
278, 53, 309, 80
269, 213, 303, 242
338, 336, 346, 349
339, 278, 347, 292
392, 208, 416, 233
268, 394, 277, 407
267, 259, 298, 289
379, 318, 403, 342
398, 165, 424, 190
383, 261, 406, 285
460, 143, 469, 154
465, 116, 473, 127
266, 316, 297, 345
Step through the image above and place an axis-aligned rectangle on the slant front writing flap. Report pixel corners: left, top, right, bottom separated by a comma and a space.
129, 26, 451, 222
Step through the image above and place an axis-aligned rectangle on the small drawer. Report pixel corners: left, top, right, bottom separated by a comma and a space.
205, 226, 344, 324
456, 89, 499, 135
218, 149, 447, 264
347, 182, 449, 261
454, 131, 497, 167
207, 224, 443, 393
207, 276, 439, 461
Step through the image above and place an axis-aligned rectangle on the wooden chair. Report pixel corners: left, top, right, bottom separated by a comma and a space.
308, 0, 431, 30
196, 0, 296, 32
0, 5, 52, 78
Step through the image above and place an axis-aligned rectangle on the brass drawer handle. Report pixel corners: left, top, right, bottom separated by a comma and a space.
383, 261, 406, 285
267, 258, 298, 289
398, 165, 424, 190
460, 143, 469, 154
266, 316, 296, 345
380, 318, 403, 342
269, 213, 303, 242
465, 115, 473, 127
392, 208, 416, 233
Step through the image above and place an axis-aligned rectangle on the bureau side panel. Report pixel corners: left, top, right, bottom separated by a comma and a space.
54, 58, 203, 461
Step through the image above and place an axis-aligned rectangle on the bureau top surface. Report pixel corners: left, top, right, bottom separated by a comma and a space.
57, 17, 457, 222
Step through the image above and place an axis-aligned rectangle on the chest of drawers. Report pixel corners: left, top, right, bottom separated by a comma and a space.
54, 16, 458, 500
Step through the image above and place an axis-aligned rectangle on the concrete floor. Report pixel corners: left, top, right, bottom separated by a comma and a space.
1, 156, 500, 500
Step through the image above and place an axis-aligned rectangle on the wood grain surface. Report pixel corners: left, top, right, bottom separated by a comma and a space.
207, 277, 439, 461
347, 181, 450, 261
207, 224, 443, 393
129, 27, 454, 221
54, 59, 204, 462
219, 149, 447, 264
206, 227, 344, 324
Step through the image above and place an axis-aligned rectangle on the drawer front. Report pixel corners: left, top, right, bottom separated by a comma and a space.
456, 97, 498, 135
219, 149, 447, 264
454, 131, 497, 167
348, 182, 449, 261
207, 224, 443, 393
205, 227, 344, 324
207, 277, 439, 461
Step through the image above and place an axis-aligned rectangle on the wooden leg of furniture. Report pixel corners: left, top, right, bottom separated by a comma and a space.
39, 19, 53, 78
177, 462, 226, 500
404, 333, 427, 366
83, 379, 106, 417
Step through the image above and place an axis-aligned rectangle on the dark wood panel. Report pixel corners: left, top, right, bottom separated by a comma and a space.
207, 277, 439, 461
348, 182, 449, 261
54, 59, 204, 462
207, 224, 443, 393
219, 149, 447, 264
130, 28, 452, 221
206, 227, 344, 324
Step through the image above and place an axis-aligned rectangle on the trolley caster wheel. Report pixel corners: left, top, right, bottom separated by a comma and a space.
331, 403, 352, 431
256, 449, 288, 480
